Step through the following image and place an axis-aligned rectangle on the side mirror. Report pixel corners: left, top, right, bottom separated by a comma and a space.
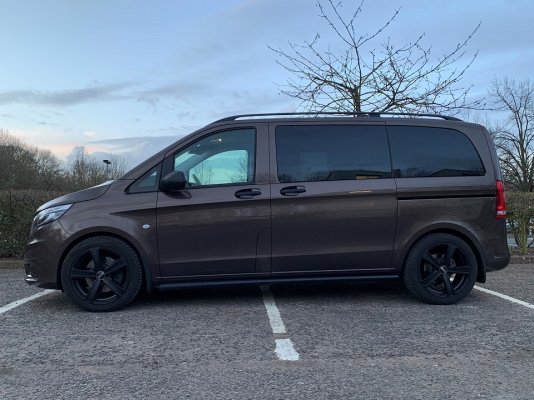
160, 171, 187, 192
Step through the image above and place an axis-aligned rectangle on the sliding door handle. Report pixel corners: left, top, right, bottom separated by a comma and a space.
280, 186, 306, 196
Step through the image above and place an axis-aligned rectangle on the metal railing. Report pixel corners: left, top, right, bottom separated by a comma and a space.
211, 112, 462, 124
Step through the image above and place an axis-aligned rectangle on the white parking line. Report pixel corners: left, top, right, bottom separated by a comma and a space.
260, 285, 300, 361
275, 338, 300, 361
474, 286, 534, 310
0, 290, 55, 315
261, 285, 287, 334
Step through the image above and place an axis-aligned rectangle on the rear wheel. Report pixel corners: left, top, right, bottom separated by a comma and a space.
61, 236, 143, 312
403, 233, 477, 305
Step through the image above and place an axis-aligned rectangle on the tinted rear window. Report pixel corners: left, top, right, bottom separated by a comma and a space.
275, 125, 391, 183
388, 126, 485, 177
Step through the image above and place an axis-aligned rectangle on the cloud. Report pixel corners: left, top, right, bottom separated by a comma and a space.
136, 82, 206, 98
0, 73, 288, 124
88, 135, 179, 149
146, 125, 200, 134
0, 80, 214, 111
134, 82, 209, 107
40, 143, 79, 158
0, 82, 134, 106
86, 135, 180, 168
83, 131, 97, 138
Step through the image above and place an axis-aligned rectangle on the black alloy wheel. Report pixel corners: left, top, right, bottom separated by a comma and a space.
61, 236, 142, 312
403, 233, 478, 305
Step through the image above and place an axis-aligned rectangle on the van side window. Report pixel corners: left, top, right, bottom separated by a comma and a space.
128, 163, 162, 193
173, 129, 256, 187
275, 125, 391, 183
388, 126, 485, 177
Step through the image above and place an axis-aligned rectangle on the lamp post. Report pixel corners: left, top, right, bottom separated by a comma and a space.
103, 159, 111, 179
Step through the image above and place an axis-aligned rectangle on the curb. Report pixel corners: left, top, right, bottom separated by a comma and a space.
510, 255, 534, 264
0, 260, 24, 269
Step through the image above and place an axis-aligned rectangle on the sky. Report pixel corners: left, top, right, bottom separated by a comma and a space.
1, 0, 533, 168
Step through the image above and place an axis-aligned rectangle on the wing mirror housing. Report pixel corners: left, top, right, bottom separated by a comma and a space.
160, 171, 187, 192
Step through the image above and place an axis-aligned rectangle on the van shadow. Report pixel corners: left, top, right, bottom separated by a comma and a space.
130, 280, 412, 310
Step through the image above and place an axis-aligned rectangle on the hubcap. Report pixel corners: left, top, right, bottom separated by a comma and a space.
419, 243, 472, 297
69, 246, 129, 305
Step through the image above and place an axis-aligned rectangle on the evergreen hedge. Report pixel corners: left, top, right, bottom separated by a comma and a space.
0, 190, 63, 258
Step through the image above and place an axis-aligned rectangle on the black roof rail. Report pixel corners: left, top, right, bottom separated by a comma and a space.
211, 111, 462, 124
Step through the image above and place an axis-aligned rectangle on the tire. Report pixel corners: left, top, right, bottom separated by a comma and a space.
403, 233, 478, 305
61, 236, 143, 312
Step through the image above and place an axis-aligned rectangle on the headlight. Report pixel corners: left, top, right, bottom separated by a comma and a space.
31, 204, 73, 232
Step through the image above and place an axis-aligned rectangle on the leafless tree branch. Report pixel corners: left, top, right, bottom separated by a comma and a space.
489, 77, 534, 191
269, 0, 483, 114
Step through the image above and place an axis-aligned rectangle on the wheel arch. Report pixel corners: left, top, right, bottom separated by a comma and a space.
399, 227, 486, 283
57, 230, 154, 293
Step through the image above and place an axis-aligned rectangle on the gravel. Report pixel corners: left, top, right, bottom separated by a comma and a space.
0, 265, 532, 399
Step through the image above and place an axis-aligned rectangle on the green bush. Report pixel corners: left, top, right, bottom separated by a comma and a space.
0, 190, 64, 258
506, 191, 534, 254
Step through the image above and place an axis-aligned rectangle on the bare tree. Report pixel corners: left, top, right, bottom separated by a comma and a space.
66, 146, 100, 190
66, 147, 127, 191
0, 129, 64, 190
0, 130, 27, 189
229, 154, 250, 183
190, 161, 214, 185
489, 77, 534, 192
270, 0, 481, 114
105, 153, 128, 180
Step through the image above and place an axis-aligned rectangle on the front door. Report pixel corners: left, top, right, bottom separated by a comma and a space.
270, 123, 397, 276
157, 126, 271, 278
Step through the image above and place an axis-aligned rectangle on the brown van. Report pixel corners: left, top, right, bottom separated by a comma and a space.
24, 113, 510, 311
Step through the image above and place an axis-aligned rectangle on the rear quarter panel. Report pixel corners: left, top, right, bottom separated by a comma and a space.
386, 120, 500, 272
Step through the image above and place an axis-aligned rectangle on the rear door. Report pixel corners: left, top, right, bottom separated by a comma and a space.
270, 122, 397, 276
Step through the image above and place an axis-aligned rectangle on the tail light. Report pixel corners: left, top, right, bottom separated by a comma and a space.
496, 180, 506, 219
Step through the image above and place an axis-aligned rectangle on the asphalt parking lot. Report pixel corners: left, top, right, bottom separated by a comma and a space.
1, 264, 533, 400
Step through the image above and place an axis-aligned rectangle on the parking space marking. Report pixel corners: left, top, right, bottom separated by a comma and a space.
0, 290, 55, 315
275, 338, 300, 361
260, 285, 299, 361
261, 285, 287, 334
474, 286, 534, 310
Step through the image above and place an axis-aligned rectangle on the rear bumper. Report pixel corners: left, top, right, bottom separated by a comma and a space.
479, 220, 510, 273
485, 252, 510, 272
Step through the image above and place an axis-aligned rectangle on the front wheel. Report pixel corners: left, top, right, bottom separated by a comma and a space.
61, 236, 143, 312
403, 233, 478, 305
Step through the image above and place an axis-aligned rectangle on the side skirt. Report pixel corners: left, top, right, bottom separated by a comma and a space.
157, 274, 400, 291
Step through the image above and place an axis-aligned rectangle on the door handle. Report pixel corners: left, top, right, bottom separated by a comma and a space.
235, 188, 262, 199
280, 185, 307, 196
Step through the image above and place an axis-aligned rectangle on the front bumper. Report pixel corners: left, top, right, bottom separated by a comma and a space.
24, 220, 70, 289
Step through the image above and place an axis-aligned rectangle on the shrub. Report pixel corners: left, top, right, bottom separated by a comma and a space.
0, 190, 64, 258
506, 191, 534, 254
